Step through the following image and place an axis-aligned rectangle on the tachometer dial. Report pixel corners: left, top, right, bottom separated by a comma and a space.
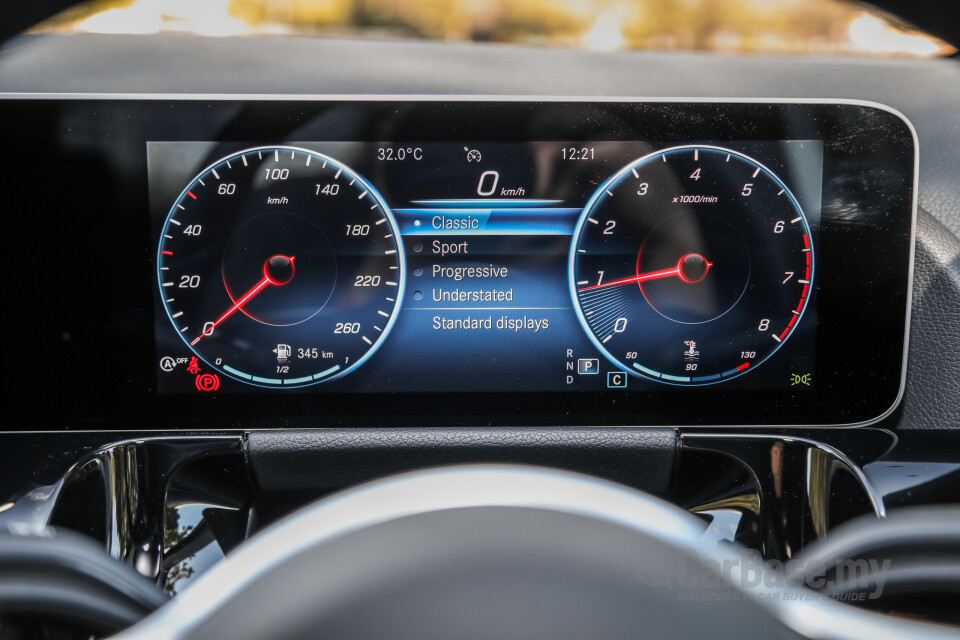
570, 145, 813, 385
158, 146, 404, 388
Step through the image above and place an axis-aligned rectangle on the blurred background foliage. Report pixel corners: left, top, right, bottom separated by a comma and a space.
32, 0, 955, 57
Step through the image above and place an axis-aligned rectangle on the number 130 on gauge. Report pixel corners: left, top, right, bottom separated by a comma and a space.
569, 145, 813, 386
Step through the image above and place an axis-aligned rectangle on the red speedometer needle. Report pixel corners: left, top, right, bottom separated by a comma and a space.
191, 254, 295, 346
578, 252, 712, 292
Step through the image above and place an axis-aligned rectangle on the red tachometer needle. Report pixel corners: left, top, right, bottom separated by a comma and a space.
191, 255, 295, 345
578, 252, 712, 292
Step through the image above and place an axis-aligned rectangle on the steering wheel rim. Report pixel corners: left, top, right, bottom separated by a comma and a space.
114, 465, 956, 640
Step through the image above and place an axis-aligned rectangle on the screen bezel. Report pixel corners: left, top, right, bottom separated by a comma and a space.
2, 96, 917, 430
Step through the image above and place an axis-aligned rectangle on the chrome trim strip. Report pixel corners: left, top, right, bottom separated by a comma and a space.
682, 433, 887, 517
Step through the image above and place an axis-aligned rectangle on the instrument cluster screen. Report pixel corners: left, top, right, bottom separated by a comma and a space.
149, 140, 823, 394
3, 98, 915, 427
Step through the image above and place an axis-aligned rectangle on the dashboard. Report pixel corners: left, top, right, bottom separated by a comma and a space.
0, 23, 959, 639
4, 97, 915, 429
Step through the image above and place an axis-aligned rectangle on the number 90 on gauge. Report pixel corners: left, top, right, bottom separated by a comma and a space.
569, 145, 814, 386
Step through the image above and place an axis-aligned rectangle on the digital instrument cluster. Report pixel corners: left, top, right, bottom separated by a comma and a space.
3, 98, 915, 427
150, 139, 821, 394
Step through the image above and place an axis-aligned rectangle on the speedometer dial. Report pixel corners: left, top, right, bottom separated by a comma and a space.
158, 146, 404, 388
570, 145, 813, 385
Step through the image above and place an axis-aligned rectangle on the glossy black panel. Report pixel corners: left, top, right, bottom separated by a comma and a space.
1, 99, 914, 428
